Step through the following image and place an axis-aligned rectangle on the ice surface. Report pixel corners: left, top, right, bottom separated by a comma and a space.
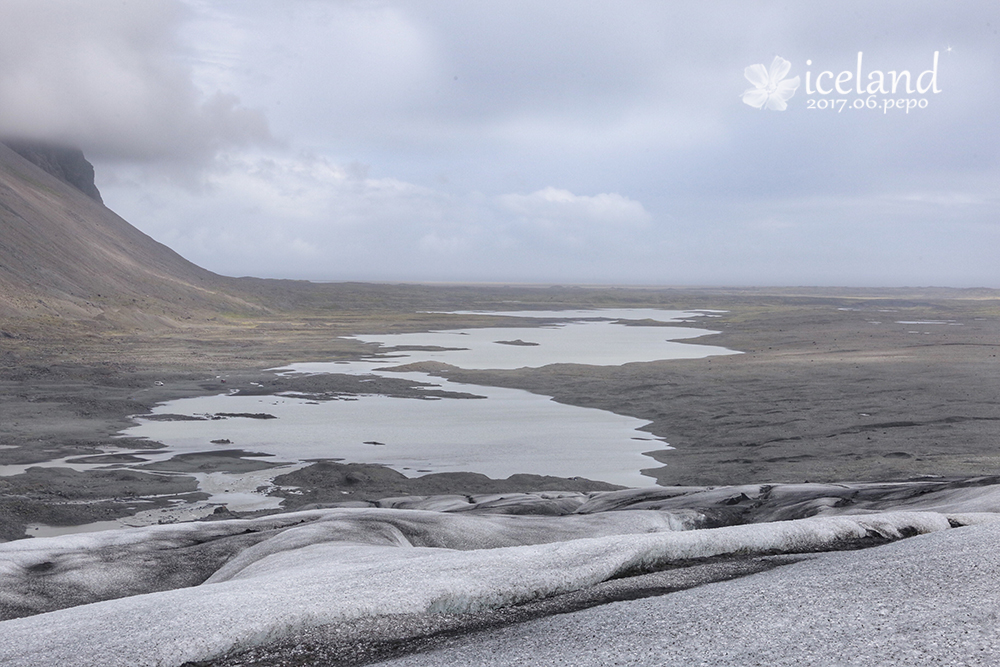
1, 507, 993, 667
374, 519, 1000, 666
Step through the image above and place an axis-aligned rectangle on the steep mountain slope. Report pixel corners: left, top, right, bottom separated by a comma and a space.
0, 141, 265, 326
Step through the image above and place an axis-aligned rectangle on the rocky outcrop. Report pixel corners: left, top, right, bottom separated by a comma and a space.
2, 139, 103, 203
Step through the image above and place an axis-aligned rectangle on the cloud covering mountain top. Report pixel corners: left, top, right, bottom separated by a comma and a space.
2, 1, 997, 285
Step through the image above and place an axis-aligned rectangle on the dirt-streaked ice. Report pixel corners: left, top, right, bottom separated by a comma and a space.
1, 507, 994, 667
374, 519, 1000, 667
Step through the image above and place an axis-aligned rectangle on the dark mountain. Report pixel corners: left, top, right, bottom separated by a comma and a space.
0, 141, 267, 326
3, 140, 104, 204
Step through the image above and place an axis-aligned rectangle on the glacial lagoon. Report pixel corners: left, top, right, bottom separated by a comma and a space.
122, 309, 738, 487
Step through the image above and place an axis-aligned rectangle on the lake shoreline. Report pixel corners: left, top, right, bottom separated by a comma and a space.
3, 286, 999, 541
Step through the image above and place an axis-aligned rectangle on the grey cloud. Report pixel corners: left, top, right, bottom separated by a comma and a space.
0, 0, 272, 163
32, 0, 1000, 287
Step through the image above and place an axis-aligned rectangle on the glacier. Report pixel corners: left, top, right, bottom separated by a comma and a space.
3, 481, 1000, 667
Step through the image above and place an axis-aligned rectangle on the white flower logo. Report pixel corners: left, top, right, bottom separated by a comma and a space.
742, 56, 800, 110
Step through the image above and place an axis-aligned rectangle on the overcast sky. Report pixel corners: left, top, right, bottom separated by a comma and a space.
1, 1, 998, 286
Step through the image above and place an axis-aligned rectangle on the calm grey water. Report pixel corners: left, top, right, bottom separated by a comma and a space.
123, 310, 737, 486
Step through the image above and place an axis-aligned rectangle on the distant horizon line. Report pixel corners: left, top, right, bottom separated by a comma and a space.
235, 278, 1000, 293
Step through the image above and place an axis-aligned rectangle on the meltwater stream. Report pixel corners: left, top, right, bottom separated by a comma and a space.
123, 310, 738, 487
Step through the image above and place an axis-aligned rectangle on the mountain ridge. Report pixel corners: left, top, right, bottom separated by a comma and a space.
0, 141, 268, 327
